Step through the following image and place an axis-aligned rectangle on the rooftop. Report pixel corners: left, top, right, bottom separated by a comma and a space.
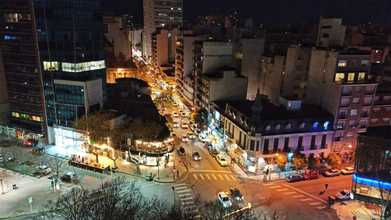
216, 99, 332, 121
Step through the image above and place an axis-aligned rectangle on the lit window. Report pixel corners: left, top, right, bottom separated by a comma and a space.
299, 122, 306, 128
335, 73, 345, 82
11, 112, 20, 118
323, 121, 330, 130
275, 124, 281, 130
312, 122, 319, 129
43, 61, 59, 71
350, 109, 358, 116
62, 60, 105, 73
265, 125, 271, 131
3, 35, 16, 40
361, 60, 369, 65
358, 72, 366, 81
347, 73, 355, 82
338, 60, 347, 67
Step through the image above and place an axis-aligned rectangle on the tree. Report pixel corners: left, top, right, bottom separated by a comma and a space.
292, 153, 307, 171
275, 152, 288, 171
195, 108, 208, 128
326, 152, 342, 169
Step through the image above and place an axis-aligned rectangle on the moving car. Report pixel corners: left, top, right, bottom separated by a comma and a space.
341, 167, 354, 175
181, 123, 189, 129
335, 190, 352, 201
172, 112, 179, 117
177, 147, 186, 156
229, 187, 244, 201
324, 169, 341, 177
172, 123, 179, 128
287, 174, 305, 183
192, 152, 202, 161
216, 154, 229, 167
217, 192, 232, 208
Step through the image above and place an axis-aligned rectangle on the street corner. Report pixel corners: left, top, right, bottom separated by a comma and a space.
332, 200, 381, 220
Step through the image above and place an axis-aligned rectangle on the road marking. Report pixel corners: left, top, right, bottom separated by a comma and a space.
205, 174, 211, 180
193, 174, 199, 180
212, 174, 218, 181
199, 174, 205, 180
178, 193, 193, 198
317, 206, 327, 210
181, 197, 193, 201
281, 183, 327, 204
299, 198, 312, 202
216, 174, 223, 181
309, 202, 323, 206
268, 185, 281, 189
175, 185, 188, 191
283, 191, 297, 195
224, 174, 231, 181
292, 194, 305, 198
276, 188, 289, 192
177, 188, 192, 194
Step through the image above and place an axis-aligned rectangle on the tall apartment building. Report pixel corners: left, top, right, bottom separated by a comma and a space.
240, 38, 265, 100
0, 0, 105, 142
306, 48, 377, 152
143, 0, 183, 58
317, 17, 346, 48
151, 28, 178, 69
0, 50, 8, 123
370, 83, 391, 127
193, 41, 234, 109
104, 16, 132, 61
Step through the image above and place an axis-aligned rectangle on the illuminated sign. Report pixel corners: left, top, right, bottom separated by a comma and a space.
353, 175, 391, 190
62, 60, 105, 73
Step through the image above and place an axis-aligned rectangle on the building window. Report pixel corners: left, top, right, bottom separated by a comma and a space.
250, 140, 255, 151
321, 134, 327, 149
299, 122, 306, 129
275, 124, 281, 130
338, 60, 347, 67
4, 13, 31, 23
256, 141, 260, 151
265, 125, 271, 131
336, 121, 345, 129
335, 73, 345, 83
273, 138, 279, 153
361, 60, 369, 66
285, 123, 292, 129
283, 137, 290, 152
310, 135, 316, 150
358, 72, 366, 81
62, 60, 105, 73
43, 61, 59, 71
363, 96, 373, 106
347, 73, 355, 82
297, 136, 303, 151
263, 139, 269, 154
352, 97, 360, 104
350, 109, 358, 116
312, 122, 319, 129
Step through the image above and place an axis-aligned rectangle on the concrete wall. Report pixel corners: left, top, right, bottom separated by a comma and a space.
241, 38, 265, 100
104, 16, 131, 59
209, 70, 247, 102
258, 56, 285, 104
317, 17, 346, 47
202, 42, 233, 73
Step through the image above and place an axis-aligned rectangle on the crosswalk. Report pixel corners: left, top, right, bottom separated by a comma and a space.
173, 183, 201, 219
191, 173, 237, 182
264, 183, 327, 210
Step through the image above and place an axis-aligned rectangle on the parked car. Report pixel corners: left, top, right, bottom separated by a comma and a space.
229, 187, 244, 202
287, 174, 305, 183
172, 123, 179, 128
192, 152, 202, 161
216, 154, 229, 167
341, 167, 354, 175
172, 112, 179, 117
22, 139, 38, 147
208, 148, 219, 158
217, 192, 232, 208
304, 170, 319, 180
60, 172, 77, 183
177, 147, 186, 156
181, 123, 189, 129
182, 136, 189, 142
335, 190, 352, 201
324, 169, 341, 177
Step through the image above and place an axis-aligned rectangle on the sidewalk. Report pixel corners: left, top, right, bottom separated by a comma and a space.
231, 162, 297, 182
333, 200, 381, 220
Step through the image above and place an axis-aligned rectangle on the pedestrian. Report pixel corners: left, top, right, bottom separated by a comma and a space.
176, 169, 179, 178
325, 183, 328, 190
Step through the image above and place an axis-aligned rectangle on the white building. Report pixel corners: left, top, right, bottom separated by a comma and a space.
104, 16, 132, 60
143, 0, 183, 58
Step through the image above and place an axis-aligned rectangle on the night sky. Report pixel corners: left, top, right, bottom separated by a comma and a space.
102, 0, 391, 25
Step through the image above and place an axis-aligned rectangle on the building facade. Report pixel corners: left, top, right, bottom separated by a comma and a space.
214, 94, 334, 171
353, 126, 391, 219
143, 0, 183, 58
370, 83, 391, 127
306, 48, 377, 152
317, 17, 346, 48
0, 50, 9, 124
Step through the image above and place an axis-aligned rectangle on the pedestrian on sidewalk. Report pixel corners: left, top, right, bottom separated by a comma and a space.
176, 169, 179, 178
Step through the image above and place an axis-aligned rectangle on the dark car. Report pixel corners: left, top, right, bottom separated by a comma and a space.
192, 152, 202, 161
287, 174, 305, 183
177, 147, 185, 156
304, 170, 319, 180
229, 187, 244, 202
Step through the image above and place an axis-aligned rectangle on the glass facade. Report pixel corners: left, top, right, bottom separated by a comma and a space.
54, 84, 85, 126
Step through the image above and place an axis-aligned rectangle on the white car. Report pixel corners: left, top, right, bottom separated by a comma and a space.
216, 154, 229, 167
172, 112, 179, 117
182, 136, 189, 142
336, 190, 352, 201
341, 167, 354, 175
181, 123, 189, 129
172, 123, 179, 128
217, 192, 232, 208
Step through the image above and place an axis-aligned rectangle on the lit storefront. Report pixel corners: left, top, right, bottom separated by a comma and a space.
127, 138, 174, 166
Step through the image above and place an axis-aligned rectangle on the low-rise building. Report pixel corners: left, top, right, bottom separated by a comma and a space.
213, 93, 334, 171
